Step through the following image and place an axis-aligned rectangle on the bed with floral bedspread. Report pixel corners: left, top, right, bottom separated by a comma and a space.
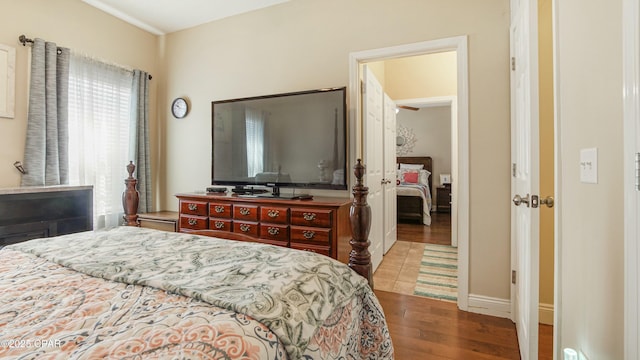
0, 226, 393, 359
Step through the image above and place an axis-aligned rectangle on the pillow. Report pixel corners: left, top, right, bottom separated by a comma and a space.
398, 169, 420, 184
399, 163, 424, 170
419, 169, 431, 186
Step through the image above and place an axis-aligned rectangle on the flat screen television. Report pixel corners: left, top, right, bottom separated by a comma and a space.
211, 87, 347, 197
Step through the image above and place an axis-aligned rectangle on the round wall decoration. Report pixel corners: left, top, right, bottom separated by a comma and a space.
171, 97, 189, 118
396, 124, 417, 156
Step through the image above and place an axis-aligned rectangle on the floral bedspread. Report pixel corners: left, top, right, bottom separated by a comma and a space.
1, 226, 394, 359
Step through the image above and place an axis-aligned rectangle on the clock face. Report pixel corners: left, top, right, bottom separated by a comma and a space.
171, 98, 188, 118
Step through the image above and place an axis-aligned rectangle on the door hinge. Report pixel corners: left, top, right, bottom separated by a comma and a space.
512, 270, 516, 284
361, 80, 365, 95
512, 163, 517, 177
635, 152, 640, 191
511, 57, 516, 71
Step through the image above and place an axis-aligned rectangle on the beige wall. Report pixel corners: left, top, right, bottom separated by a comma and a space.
384, 51, 457, 100
162, 0, 512, 300
556, 0, 624, 357
538, 0, 554, 325
0, 0, 159, 192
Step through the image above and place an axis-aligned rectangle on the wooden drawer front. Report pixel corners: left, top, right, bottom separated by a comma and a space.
180, 215, 208, 230
290, 208, 332, 227
233, 221, 259, 237
290, 226, 331, 245
290, 242, 330, 257
209, 218, 233, 232
233, 204, 259, 221
180, 200, 208, 216
209, 202, 232, 219
260, 206, 289, 224
260, 224, 289, 243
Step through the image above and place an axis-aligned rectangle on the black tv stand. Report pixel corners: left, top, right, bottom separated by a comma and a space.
231, 186, 267, 195
254, 184, 312, 200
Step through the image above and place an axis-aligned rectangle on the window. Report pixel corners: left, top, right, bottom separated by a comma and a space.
68, 55, 134, 229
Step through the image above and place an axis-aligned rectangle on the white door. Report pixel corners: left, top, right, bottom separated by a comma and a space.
510, 0, 539, 359
363, 65, 384, 271
383, 94, 397, 253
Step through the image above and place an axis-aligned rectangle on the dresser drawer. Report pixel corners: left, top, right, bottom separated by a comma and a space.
209, 218, 232, 232
290, 226, 331, 245
233, 221, 259, 237
260, 206, 289, 224
260, 224, 289, 243
290, 208, 332, 227
233, 204, 259, 222
290, 242, 330, 257
209, 202, 232, 219
180, 215, 208, 230
180, 200, 208, 216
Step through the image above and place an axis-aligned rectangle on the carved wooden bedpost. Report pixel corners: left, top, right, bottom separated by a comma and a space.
122, 161, 140, 226
349, 159, 373, 287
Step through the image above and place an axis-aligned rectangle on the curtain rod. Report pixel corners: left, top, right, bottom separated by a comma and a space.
18, 35, 34, 46
18, 34, 153, 80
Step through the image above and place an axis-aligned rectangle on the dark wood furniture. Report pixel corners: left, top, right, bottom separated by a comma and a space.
0, 186, 93, 247
138, 211, 179, 232
396, 156, 433, 222
122, 160, 373, 286
175, 192, 352, 262
436, 185, 452, 213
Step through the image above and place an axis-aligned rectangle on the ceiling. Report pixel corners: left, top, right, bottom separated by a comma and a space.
82, 0, 291, 35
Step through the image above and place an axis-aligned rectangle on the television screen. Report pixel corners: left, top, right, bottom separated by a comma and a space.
212, 87, 347, 192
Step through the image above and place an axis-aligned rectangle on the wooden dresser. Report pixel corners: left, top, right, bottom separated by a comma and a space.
0, 186, 93, 247
175, 193, 352, 264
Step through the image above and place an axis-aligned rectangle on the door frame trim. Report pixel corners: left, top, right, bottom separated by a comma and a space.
348, 35, 470, 310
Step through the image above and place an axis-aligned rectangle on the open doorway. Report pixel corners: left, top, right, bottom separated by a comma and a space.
348, 36, 470, 310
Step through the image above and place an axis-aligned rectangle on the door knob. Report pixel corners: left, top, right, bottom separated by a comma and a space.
512, 194, 530, 207
540, 196, 554, 208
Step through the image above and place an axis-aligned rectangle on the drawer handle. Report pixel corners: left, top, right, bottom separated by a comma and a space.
214, 221, 225, 229
188, 203, 198, 211
303, 230, 315, 239
303, 248, 317, 253
267, 227, 280, 235
188, 218, 198, 226
239, 207, 251, 216
303, 212, 316, 221
267, 209, 280, 218
239, 224, 251, 232
214, 205, 225, 213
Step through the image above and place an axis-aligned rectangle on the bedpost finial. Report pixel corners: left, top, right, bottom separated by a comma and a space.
354, 159, 365, 184
126, 161, 135, 179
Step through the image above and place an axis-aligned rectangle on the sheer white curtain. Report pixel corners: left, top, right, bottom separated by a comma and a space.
245, 108, 265, 177
68, 55, 133, 229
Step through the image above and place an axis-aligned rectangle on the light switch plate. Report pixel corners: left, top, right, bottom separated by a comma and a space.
580, 148, 598, 184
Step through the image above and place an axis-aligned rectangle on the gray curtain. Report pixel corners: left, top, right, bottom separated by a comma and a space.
132, 70, 152, 213
22, 38, 70, 186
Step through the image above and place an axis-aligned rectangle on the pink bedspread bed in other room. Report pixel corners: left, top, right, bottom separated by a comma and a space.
0, 226, 394, 359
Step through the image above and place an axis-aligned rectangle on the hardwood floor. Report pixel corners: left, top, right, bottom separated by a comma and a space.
398, 212, 451, 245
376, 289, 521, 359
378, 211, 554, 359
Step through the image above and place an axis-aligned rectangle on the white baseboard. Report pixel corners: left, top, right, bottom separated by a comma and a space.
467, 294, 511, 319
539, 302, 554, 325
466, 294, 555, 325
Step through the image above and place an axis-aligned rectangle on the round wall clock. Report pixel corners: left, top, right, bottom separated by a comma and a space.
171, 97, 189, 118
